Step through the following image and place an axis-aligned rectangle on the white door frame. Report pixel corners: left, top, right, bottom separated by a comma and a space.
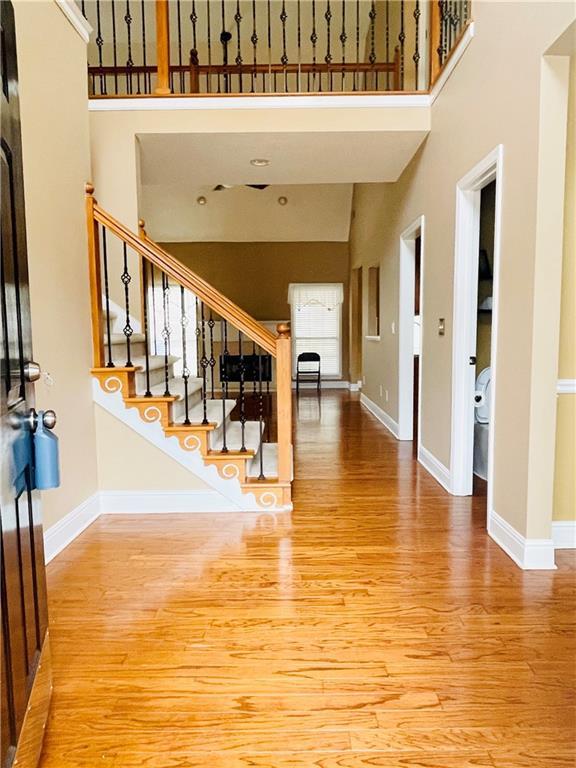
450, 145, 504, 514
398, 216, 425, 443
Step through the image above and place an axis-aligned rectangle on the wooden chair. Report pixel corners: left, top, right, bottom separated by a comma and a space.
296, 352, 321, 394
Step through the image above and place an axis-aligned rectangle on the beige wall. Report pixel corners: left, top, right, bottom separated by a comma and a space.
162, 241, 351, 379
350, 2, 575, 538
15, 1, 99, 530
554, 55, 576, 523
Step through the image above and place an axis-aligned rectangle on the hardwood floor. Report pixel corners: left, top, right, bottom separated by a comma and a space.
40, 391, 576, 767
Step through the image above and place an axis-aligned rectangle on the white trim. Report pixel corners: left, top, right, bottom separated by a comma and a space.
99, 490, 238, 514
364, 336, 381, 342
557, 379, 576, 394
488, 510, 556, 570
450, 145, 504, 508
43, 493, 100, 564
552, 521, 576, 549
89, 94, 432, 112
350, 380, 362, 393
429, 23, 475, 103
360, 393, 399, 438
418, 445, 451, 493
55, 0, 92, 43
398, 215, 425, 443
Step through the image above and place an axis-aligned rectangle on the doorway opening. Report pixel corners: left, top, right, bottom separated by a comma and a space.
450, 146, 503, 515
398, 216, 425, 446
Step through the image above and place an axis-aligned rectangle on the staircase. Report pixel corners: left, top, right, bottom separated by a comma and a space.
86, 184, 292, 512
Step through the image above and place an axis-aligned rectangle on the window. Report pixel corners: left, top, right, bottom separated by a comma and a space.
367, 266, 380, 338
288, 283, 344, 379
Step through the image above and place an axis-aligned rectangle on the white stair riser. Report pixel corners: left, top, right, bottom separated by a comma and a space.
110, 340, 147, 359
136, 365, 176, 390
171, 388, 204, 421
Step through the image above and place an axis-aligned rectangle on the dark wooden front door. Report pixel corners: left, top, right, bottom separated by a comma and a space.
1, 2, 50, 765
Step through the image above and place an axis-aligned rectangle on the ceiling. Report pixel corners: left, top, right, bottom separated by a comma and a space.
138, 129, 427, 242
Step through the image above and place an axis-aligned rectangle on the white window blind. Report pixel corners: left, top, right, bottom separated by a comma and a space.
288, 283, 344, 378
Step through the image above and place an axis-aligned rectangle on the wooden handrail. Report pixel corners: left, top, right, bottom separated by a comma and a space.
87, 189, 278, 356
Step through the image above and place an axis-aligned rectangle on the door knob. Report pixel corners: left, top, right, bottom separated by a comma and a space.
24, 361, 42, 382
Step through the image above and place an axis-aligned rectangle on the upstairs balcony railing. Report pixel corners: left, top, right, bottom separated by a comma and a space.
79, 1, 471, 96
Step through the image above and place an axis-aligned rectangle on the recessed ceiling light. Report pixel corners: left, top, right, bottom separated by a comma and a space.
250, 158, 270, 167
278, 196, 288, 206
197, 196, 207, 205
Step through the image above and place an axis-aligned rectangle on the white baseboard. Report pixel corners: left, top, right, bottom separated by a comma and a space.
488, 510, 556, 570
292, 380, 351, 390
43, 493, 100, 564
349, 380, 363, 392
360, 394, 399, 438
418, 445, 452, 493
552, 520, 576, 549
99, 489, 239, 514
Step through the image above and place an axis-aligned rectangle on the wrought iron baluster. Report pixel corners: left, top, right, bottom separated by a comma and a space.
191, 0, 198, 92
180, 286, 190, 423
101, 227, 114, 367
369, 1, 376, 91
354, 0, 359, 91
150, 264, 158, 355
142, 258, 152, 396
121, 243, 133, 367
413, 0, 421, 90
280, 0, 288, 93
438, 1, 447, 66
125, 0, 134, 95
238, 330, 247, 452
208, 310, 216, 398
257, 347, 265, 479
385, 0, 390, 89
176, 0, 184, 92
111, 0, 119, 94
267, 0, 273, 92
235, 0, 243, 93
199, 301, 209, 424
325, 0, 332, 92
340, 0, 346, 91
206, 0, 213, 92
219, 0, 227, 94
252, 341, 257, 395
297, 0, 302, 92
251, 0, 258, 92
161, 271, 171, 396
399, 0, 405, 89
95, 0, 106, 95
220, 319, 229, 453
310, 0, 317, 91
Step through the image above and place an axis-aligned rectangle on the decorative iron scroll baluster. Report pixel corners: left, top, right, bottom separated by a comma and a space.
238, 329, 247, 452
142, 258, 152, 396
235, 0, 243, 93
180, 286, 191, 424
252, 341, 257, 395
121, 243, 133, 367
199, 301, 209, 424
206, 0, 212, 92
369, 1, 376, 91
208, 310, 216, 398
111, 0, 119, 94
413, 0, 421, 90
220, 319, 229, 453
310, 0, 317, 91
340, 0, 346, 91
354, 0, 359, 91
125, 0, 134, 95
297, 0, 302, 92
219, 0, 227, 93
399, 0, 405, 89
161, 272, 171, 396
267, 0, 274, 92
190, 0, 198, 93
150, 264, 158, 355
176, 0, 184, 92
95, 0, 105, 94
257, 348, 265, 479
325, 0, 332, 92
280, 0, 288, 93
438, 1, 447, 66
251, 0, 258, 92
101, 227, 114, 367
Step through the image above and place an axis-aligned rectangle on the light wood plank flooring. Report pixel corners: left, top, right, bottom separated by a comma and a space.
40, 391, 576, 766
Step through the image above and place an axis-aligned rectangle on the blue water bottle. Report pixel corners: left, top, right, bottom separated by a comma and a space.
34, 410, 60, 490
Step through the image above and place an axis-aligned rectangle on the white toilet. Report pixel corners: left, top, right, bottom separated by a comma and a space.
473, 367, 491, 480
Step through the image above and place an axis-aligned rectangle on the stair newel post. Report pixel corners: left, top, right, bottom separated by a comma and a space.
429, 0, 442, 86
155, 0, 172, 95
276, 322, 293, 486
86, 183, 104, 369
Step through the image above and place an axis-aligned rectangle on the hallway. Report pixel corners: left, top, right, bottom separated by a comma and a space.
40, 392, 575, 766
